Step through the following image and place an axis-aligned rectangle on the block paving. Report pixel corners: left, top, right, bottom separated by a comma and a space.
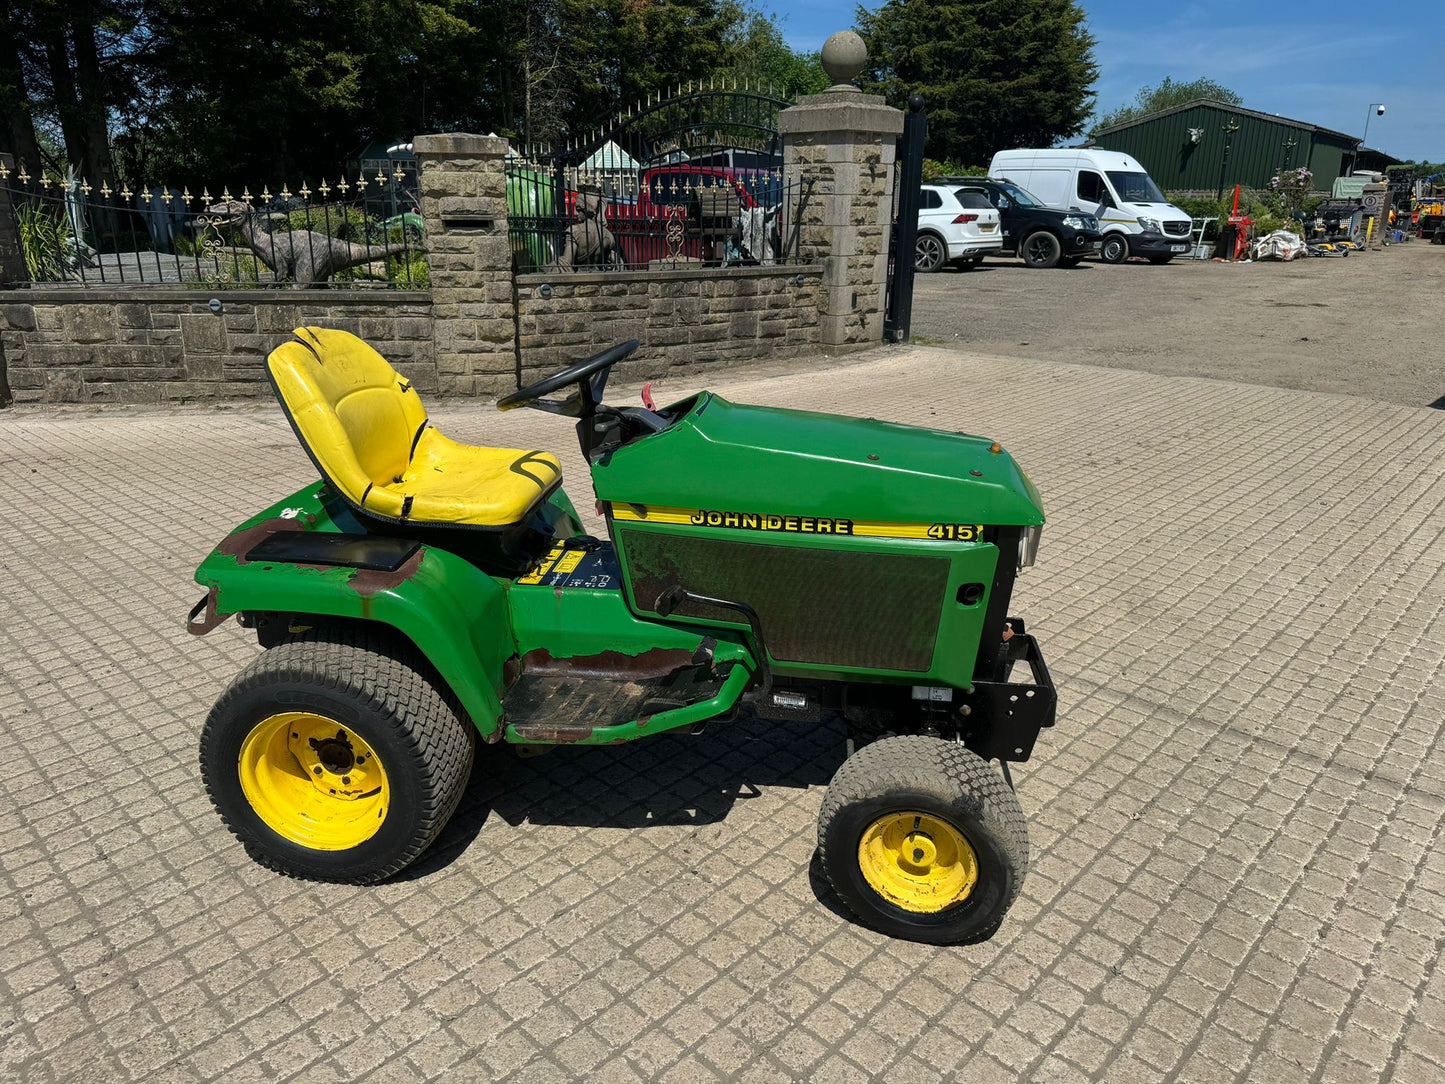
1, 347, 1442, 1082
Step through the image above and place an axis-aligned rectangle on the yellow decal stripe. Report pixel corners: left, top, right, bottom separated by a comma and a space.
610, 504, 983, 542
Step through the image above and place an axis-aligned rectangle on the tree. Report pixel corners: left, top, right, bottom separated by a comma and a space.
720, 6, 828, 99
1094, 76, 1243, 132
559, 0, 738, 135
857, 0, 1097, 166
0, 0, 814, 187
6, 0, 146, 185
0, 1, 44, 177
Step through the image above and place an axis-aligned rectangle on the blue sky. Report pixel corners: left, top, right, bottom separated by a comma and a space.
775, 1, 1440, 162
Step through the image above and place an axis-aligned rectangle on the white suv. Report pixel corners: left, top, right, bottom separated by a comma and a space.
915, 185, 1005, 272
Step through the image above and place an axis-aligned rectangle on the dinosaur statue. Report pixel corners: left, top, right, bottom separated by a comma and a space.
205, 200, 420, 288
549, 186, 624, 271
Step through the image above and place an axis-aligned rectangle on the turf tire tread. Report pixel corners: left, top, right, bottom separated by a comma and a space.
200, 623, 473, 883
817, 735, 1028, 941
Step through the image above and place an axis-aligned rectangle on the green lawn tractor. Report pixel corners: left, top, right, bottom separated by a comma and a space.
189, 327, 1056, 943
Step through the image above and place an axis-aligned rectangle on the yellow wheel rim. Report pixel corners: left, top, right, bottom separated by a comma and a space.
857, 811, 978, 913
238, 712, 390, 851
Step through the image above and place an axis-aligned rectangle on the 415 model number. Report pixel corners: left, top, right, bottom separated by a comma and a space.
927, 523, 983, 541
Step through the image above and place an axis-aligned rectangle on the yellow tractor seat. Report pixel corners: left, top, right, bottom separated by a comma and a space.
267, 327, 562, 528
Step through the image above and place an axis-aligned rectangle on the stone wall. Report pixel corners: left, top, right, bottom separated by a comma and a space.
0, 99, 901, 405
0, 289, 433, 404
514, 265, 823, 383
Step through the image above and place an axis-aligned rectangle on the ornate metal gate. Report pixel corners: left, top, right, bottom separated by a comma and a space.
506, 82, 801, 272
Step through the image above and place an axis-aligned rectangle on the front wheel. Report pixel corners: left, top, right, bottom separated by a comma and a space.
1100, 234, 1129, 263
199, 625, 475, 883
914, 232, 947, 272
817, 736, 1028, 943
1021, 231, 1062, 268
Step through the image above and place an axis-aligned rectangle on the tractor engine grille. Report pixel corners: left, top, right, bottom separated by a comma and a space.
619, 528, 951, 671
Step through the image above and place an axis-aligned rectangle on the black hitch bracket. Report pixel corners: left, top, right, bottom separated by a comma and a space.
958, 633, 1057, 762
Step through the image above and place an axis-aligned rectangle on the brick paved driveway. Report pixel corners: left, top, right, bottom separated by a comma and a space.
2, 348, 1442, 1082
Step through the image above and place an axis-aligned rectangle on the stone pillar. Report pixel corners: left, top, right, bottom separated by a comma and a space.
779, 33, 903, 349
413, 133, 516, 395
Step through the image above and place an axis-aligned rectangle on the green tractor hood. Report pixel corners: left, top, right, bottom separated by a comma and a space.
593, 393, 1045, 528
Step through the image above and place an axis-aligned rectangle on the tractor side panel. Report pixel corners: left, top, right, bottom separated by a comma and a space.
613, 522, 998, 687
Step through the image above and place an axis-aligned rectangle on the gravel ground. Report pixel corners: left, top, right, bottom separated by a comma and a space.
911, 237, 1445, 409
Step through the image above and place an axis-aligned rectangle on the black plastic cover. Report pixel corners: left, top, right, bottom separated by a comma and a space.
245, 531, 421, 572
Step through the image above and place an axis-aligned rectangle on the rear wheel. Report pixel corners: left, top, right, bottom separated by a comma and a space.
1021, 230, 1062, 269
200, 625, 474, 883
1100, 234, 1129, 263
914, 232, 947, 272
818, 736, 1028, 943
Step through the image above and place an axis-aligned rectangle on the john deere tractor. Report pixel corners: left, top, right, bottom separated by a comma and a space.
189, 328, 1056, 943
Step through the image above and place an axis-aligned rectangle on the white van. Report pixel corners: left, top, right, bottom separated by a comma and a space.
988, 148, 1193, 264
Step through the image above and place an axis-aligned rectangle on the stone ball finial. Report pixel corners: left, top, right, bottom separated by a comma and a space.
820, 31, 867, 90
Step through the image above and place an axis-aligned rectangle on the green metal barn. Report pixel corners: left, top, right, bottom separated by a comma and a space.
1089, 99, 1360, 192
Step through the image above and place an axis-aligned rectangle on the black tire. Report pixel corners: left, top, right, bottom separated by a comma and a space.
914, 232, 947, 272
1058, 256, 1083, 268
1100, 234, 1129, 263
817, 736, 1028, 944
1147, 255, 1174, 265
200, 624, 474, 883
1021, 230, 1061, 269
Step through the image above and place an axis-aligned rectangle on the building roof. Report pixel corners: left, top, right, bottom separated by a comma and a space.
1093, 99, 1360, 144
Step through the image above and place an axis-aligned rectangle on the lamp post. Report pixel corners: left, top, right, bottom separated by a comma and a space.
1353, 103, 1385, 173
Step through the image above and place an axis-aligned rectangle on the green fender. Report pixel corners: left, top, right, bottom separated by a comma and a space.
193, 494, 513, 740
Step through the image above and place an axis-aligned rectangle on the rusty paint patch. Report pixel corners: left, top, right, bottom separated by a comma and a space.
216, 517, 307, 563
348, 547, 426, 597
519, 646, 695, 680
186, 585, 227, 636
509, 722, 600, 743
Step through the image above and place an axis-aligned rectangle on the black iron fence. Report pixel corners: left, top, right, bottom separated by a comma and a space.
3, 166, 426, 289
506, 159, 810, 273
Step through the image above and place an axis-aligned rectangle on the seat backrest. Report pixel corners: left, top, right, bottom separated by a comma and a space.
267, 327, 428, 502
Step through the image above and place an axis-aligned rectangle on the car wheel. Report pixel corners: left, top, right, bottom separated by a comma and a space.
200, 625, 474, 884
817, 736, 1028, 944
1100, 235, 1129, 263
914, 232, 947, 273
1021, 231, 1062, 269
1147, 255, 1174, 265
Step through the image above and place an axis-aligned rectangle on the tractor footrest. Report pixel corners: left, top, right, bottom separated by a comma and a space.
504, 662, 726, 743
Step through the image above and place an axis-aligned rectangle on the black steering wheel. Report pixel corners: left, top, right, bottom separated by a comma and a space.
497, 340, 639, 417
